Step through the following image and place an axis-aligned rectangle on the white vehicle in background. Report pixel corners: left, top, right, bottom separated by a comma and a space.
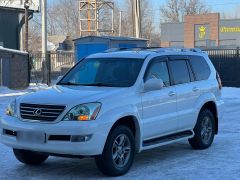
0, 48, 224, 176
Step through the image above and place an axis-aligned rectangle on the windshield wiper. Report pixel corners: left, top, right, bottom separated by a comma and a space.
59, 82, 114, 87
81, 83, 113, 87
58, 82, 82, 86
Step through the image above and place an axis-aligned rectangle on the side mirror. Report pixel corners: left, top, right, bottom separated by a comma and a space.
144, 78, 164, 92
56, 75, 63, 84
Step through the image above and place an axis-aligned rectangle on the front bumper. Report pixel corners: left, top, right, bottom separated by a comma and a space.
0, 115, 110, 156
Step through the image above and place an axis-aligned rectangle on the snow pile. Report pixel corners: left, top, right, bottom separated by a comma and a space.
0, 83, 50, 96
0, 86, 239, 179
222, 87, 240, 100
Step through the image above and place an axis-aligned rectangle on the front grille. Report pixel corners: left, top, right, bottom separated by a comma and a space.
20, 103, 66, 122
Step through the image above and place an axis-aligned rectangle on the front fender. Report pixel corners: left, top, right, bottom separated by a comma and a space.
97, 104, 142, 153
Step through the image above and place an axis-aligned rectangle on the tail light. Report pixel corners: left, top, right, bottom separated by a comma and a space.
216, 72, 222, 90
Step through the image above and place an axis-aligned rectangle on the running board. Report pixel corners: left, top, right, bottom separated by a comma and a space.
142, 130, 194, 150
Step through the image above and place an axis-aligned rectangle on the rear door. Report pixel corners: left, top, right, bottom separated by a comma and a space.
168, 56, 199, 131
185, 55, 212, 128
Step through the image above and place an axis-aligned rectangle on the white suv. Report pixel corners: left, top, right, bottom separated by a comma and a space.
0, 48, 224, 176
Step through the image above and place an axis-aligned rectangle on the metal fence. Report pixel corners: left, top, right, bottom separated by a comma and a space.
29, 51, 75, 84
204, 48, 240, 87
28, 48, 240, 87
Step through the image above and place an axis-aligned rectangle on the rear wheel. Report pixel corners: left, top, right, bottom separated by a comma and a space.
189, 109, 215, 149
95, 125, 135, 176
13, 149, 48, 165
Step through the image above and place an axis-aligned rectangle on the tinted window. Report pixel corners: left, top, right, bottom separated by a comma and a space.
59, 58, 144, 87
170, 60, 190, 85
145, 61, 170, 87
190, 56, 210, 81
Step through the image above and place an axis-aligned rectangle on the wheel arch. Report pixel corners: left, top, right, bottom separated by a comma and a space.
199, 101, 218, 134
108, 115, 141, 153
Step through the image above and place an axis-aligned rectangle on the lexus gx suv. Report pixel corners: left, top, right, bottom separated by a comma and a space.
0, 48, 224, 176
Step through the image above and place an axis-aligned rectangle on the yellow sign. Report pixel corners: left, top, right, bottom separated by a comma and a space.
198, 26, 206, 39
220, 27, 240, 33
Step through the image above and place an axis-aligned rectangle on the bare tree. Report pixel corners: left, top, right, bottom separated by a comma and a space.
28, 15, 41, 52
160, 0, 210, 22
47, 0, 79, 37
140, 0, 155, 45
119, 0, 155, 39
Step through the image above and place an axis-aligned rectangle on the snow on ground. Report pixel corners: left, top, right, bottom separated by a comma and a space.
0, 86, 240, 179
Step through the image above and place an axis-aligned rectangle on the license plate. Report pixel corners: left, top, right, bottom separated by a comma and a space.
17, 131, 46, 144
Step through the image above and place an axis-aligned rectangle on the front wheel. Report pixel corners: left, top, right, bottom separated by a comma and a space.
95, 125, 135, 176
189, 109, 215, 150
13, 149, 48, 165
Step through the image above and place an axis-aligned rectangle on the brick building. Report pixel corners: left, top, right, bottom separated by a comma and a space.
161, 13, 240, 48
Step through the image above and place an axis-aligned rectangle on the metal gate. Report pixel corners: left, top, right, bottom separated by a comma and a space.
29, 51, 75, 84
204, 48, 240, 87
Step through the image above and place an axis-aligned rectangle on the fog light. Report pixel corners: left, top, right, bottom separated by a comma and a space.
71, 135, 92, 142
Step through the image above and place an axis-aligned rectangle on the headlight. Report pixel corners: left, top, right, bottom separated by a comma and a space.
6, 99, 17, 117
63, 103, 101, 121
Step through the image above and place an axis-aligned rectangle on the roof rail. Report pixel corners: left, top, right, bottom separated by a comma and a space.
104, 47, 162, 53
156, 48, 203, 53
104, 47, 203, 53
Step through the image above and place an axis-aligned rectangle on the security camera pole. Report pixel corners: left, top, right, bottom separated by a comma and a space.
24, 0, 30, 52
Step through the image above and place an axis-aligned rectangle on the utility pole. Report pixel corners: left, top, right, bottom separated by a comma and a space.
119, 11, 122, 36
133, 0, 141, 38
42, 0, 47, 55
24, 0, 30, 52
41, 0, 49, 85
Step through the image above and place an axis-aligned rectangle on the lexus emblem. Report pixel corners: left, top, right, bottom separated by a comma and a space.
33, 108, 42, 117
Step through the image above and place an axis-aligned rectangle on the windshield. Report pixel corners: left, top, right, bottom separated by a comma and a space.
58, 58, 144, 87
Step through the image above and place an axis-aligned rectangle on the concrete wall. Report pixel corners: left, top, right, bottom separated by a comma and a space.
0, 48, 29, 89
0, 9, 20, 50
219, 19, 240, 47
161, 23, 184, 47
160, 14, 240, 48
184, 13, 220, 48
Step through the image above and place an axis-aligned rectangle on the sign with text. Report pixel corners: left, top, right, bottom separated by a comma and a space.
220, 27, 240, 33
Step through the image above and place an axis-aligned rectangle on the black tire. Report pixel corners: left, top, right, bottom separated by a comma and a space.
95, 125, 135, 176
189, 109, 215, 150
13, 149, 48, 165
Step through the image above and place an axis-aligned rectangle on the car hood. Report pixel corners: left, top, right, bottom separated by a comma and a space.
18, 85, 128, 106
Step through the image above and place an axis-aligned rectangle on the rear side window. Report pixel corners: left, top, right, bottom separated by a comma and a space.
169, 60, 190, 85
190, 56, 210, 81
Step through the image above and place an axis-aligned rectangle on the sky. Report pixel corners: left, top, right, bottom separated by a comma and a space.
48, 0, 240, 19
148, 0, 240, 22
48, 0, 240, 15
47, 0, 240, 32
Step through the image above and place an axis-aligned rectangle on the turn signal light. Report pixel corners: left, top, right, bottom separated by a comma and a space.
78, 115, 89, 121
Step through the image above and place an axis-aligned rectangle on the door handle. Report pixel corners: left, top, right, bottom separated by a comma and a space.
168, 91, 176, 96
192, 87, 199, 92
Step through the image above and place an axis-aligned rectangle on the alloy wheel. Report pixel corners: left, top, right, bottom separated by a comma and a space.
112, 134, 131, 168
